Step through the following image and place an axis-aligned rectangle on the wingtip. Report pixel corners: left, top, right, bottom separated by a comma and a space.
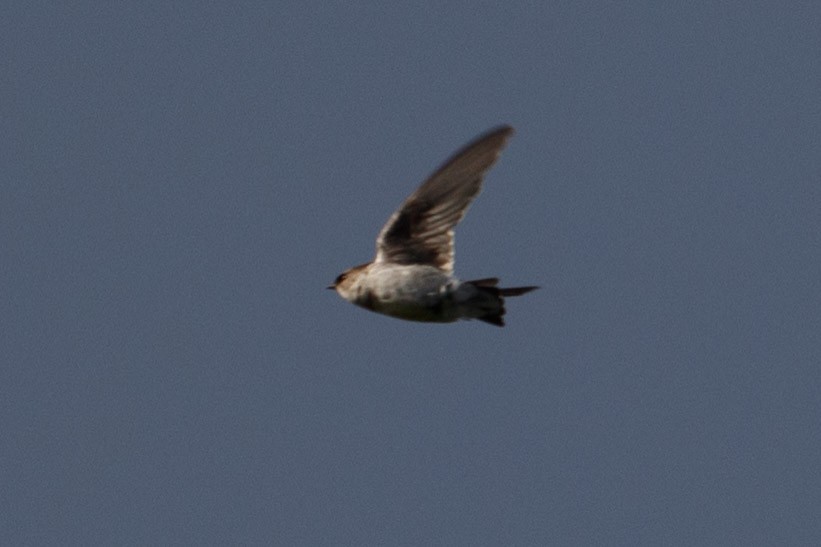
487, 124, 515, 139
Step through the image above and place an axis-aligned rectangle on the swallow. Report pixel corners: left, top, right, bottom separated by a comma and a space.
329, 125, 537, 326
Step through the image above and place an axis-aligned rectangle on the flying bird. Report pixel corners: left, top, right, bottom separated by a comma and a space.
329, 125, 537, 326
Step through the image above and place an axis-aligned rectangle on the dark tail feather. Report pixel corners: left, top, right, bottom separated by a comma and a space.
466, 280, 539, 327
478, 314, 506, 327
498, 286, 539, 297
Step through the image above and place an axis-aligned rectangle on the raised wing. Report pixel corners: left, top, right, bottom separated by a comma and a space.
374, 125, 514, 274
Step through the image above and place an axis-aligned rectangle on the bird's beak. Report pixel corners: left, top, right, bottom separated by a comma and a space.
326, 284, 336, 290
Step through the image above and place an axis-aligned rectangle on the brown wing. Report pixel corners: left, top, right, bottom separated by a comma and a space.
374, 125, 514, 274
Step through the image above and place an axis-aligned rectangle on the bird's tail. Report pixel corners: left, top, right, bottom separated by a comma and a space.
464, 278, 539, 327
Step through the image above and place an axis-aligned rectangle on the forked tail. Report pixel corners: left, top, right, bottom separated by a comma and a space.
465, 278, 539, 327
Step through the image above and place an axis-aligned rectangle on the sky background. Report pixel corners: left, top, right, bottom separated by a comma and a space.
3, 3, 820, 545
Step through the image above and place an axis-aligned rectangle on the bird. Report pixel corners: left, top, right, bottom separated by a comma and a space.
328, 125, 538, 326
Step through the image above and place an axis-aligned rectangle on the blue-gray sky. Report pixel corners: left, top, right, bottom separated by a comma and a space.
3, 3, 820, 545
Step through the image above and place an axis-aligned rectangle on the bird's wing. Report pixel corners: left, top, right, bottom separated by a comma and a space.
374, 125, 514, 274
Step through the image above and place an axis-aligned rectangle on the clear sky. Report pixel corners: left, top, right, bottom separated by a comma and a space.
3, 3, 820, 545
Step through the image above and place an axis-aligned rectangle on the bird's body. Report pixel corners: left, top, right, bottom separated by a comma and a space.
330, 125, 537, 327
